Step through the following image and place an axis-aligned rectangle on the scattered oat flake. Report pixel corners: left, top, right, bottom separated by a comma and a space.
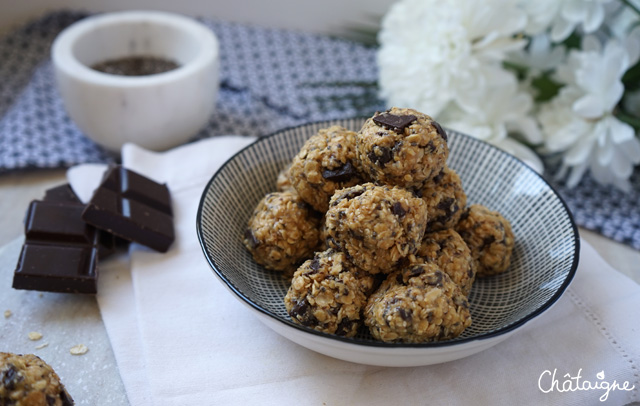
28, 331, 43, 341
3, 310, 11, 318
35, 342, 49, 350
70, 344, 88, 355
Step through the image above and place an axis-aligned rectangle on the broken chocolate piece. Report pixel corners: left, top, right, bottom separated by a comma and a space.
372, 113, 417, 133
43, 183, 119, 258
432, 120, 448, 142
368, 146, 393, 166
82, 166, 174, 252
43, 184, 81, 203
391, 202, 407, 217
321, 162, 356, 183
13, 201, 99, 294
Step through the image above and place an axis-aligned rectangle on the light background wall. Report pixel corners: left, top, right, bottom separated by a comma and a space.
0, 0, 395, 36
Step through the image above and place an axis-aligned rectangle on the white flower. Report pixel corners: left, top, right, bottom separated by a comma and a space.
377, 0, 526, 117
507, 34, 566, 75
521, 0, 613, 41
539, 32, 640, 190
438, 65, 544, 172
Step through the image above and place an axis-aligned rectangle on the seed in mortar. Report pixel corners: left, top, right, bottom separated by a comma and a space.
91, 56, 179, 76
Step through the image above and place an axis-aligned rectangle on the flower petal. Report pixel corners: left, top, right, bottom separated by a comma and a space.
583, 3, 605, 32
573, 94, 605, 119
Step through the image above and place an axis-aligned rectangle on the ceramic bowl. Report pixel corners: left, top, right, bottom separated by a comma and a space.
196, 117, 579, 367
52, 10, 219, 152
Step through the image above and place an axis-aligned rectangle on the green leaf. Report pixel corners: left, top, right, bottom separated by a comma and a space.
622, 59, 640, 91
561, 32, 581, 49
502, 61, 528, 80
531, 72, 563, 102
615, 108, 640, 131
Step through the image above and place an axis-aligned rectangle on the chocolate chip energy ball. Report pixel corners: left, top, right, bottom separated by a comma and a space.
0, 352, 74, 406
325, 183, 428, 275
289, 126, 364, 212
364, 262, 472, 343
357, 107, 448, 188
415, 229, 476, 296
455, 204, 515, 277
414, 167, 467, 232
285, 249, 375, 337
243, 192, 320, 272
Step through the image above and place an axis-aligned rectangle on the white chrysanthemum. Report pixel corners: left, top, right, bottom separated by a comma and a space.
438, 65, 544, 172
521, 0, 613, 41
539, 32, 640, 190
377, 0, 526, 117
507, 34, 566, 75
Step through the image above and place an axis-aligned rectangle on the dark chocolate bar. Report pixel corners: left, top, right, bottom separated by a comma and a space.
43, 183, 120, 258
43, 184, 81, 203
13, 201, 100, 294
82, 166, 174, 252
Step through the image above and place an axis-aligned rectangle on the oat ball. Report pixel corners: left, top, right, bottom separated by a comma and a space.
285, 249, 375, 337
0, 352, 74, 406
415, 229, 476, 296
275, 163, 295, 193
325, 183, 428, 275
364, 262, 472, 343
289, 126, 365, 212
357, 107, 448, 188
413, 167, 467, 232
455, 204, 514, 277
243, 191, 320, 272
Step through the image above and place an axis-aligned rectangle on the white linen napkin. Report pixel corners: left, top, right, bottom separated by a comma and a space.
67, 137, 640, 406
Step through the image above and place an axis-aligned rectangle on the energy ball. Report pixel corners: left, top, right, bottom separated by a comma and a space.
455, 204, 514, 277
325, 183, 428, 275
0, 352, 74, 406
415, 229, 476, 296
364, 262, 472, 343
243, 191, 320, 272
285, 249, 375, 337
275, 163, 295, 193
413, 167, 467, 232
357, 107, 448, 188
289, 126, 365, 212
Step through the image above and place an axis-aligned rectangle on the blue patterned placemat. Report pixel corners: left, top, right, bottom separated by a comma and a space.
1, 11, 639, 251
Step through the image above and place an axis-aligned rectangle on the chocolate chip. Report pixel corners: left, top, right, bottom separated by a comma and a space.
60, 390, 74, 406
373, 113, 417, 133
368, 146, 393, 167
436, 197, 455, 212
432, 120, 447, 142
392, 202, 407, 217
244, 229, 259, 249
409, 265, 425, 278
349, 229, 364, 241
458, 208, 471, 222
481, 235, 496, 250
426, 141, 436, 153
1, 364, 20, 390
47, 395, 57, 406
309, 258, 321, 272
426, 270, 444, 287
431, 169, 446, 184
337, 188, 365, 202
322, 161, 356, 183
398, 308, 412, 321
289, 298, 317, 326
335, 318, 357, 336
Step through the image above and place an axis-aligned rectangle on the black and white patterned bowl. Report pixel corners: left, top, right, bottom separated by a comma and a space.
196, 117, 580, 367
